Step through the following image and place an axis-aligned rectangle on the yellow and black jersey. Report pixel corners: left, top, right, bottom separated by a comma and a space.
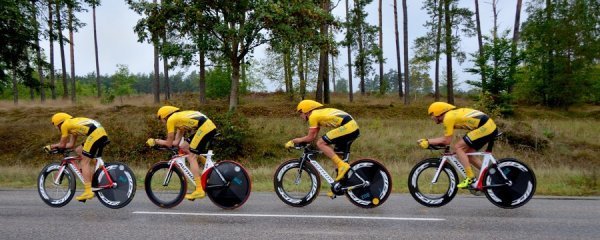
166, 111, 210, 134
308, 108, 357, 129
60, 118, 105, 138
442, 108, 496, 138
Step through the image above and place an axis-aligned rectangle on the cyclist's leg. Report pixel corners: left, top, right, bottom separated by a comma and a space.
78, 131, 108, 201
185, 120, 217, 200
320, 120, 359, 181
458, 120, 497, 188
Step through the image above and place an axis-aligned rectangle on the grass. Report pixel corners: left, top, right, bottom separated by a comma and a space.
0, 93, 598, 196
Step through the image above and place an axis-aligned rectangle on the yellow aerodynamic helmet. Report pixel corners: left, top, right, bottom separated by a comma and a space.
51, 113, 73, 126
428, 102, 456, 117
296, 100, 323, 113
157, 106, 180, 120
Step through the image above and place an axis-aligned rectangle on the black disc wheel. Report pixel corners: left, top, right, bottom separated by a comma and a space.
145, 161, 187, 208
93, 162, 136, 209
38, 163, 76, 208
408, 158, 458, 208
273, 159, 321, 207
203, 161, 251, 210
484, 158, 536, 209
344, 159, 392, 208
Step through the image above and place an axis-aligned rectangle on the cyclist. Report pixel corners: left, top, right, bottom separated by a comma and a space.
146, 106, 217, 201
45, 113, 109, 201
285, 100, 360, 182
418, 102, 498, 189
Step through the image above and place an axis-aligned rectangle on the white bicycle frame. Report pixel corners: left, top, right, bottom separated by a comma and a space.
165, 149, 227, 187
54, 155, 107, 190
432, 151, 511, 189
299, 149, 368, 190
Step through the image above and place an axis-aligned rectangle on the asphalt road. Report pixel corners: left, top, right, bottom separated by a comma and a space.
0, 189, 599, 240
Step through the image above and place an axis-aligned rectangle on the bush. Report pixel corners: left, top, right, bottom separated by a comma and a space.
209, 111, 255, 160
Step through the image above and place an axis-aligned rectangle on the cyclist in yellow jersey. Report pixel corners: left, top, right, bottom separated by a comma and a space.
45, 113, 110, 201
418, 102, 499, 189
146, 106, 217, 201
285, 100, 360, 182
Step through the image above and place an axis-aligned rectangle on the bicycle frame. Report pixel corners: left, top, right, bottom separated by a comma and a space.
432, 151, 512, 190
163, 150, 227, 188
297, 148, 368, 191
54, 155, 115, 191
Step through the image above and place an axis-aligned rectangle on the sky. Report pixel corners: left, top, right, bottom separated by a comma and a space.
39, 0, 525, 92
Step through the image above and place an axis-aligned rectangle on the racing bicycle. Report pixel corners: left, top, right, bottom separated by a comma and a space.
274, 142, 392, 208
37, 148, 136, 209
145, 144, 251, 210
408, 134, 536, 209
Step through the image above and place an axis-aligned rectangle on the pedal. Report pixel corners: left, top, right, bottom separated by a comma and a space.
78, 199, 86, 203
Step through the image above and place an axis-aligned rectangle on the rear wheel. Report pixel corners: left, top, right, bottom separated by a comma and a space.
345, 159, 392, 208
93, 162, 136, 209
273, 159, 321, 207
203, 161, 251, 210
38, 163, 76, 208
408, 158, 458, 207
145, 161, 187, 208
484, 158, 536, 209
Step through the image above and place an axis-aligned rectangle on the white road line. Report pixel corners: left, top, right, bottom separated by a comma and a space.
133, 211, 445, 221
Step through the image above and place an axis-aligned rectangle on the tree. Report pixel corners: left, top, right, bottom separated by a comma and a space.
0, 0, 37, 104
393, 0, 403, 98
413, 0, 444, 101
128, 0, 162, 103
377, 0, 384, 94
466, 31, 517, 107
474, 0, 485, 88
31, 0, 46, 102
345, 0, 354, 101
55, 0, 69, 99
262, 0, 326, 101
47, 0, 57, 99
518, 0, 600, 107
349, 0, 380, 95
89, 0, 101, 98
66, 0, 86, 103
509, 0, 523, 94
197, 0, 268, 111
442, 0, 474, 104
111, 64, 135, 104
402, 0, 409, 104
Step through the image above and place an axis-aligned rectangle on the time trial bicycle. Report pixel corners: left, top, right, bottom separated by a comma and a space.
274, 142, 392, 208
408, 134, 536, 209
37, 148, 136, 209
145, 143, 251, 210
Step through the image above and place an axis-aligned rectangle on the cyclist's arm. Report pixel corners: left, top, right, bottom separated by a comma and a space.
172, 129, 183, 146
155, 132, 176, 147
293, 127, 319, 143
51, 135, 72, 149
428, 135, 452, 146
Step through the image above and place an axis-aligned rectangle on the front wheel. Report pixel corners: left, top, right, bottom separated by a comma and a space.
145, 161, 187, 208
92, 162, 136, 209
38, 163, 76, 207
484, 158, 536, 209
273, 159, 321, 207
344, 159, 392, 208
202, 160, 251, 210
408, 158, 458, 208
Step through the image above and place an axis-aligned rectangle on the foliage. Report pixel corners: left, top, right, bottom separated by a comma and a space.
0, 0, 37, 92
111, 64, 136, 104
517, 0, 600, 107
205, 66, 232, 99
209, 111, 254, 160
466, 30, 519, 110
